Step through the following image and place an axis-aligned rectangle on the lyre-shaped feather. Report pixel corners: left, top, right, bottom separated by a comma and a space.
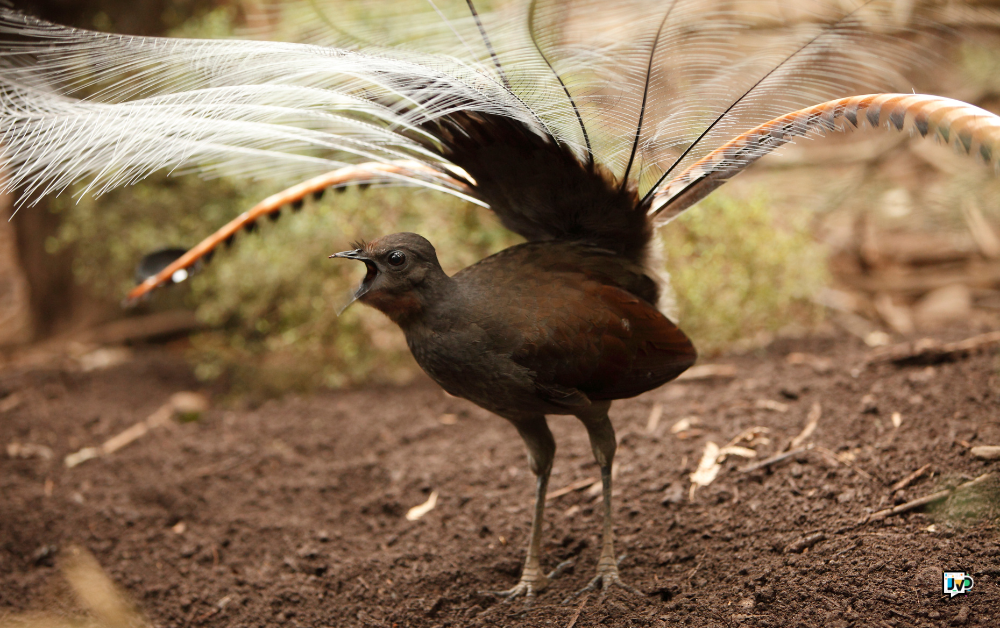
0, 1, 931, 198
647, 94, 1000, 222
1, 0, 998, 304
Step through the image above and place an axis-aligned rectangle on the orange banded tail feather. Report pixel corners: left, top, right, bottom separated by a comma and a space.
123, 161, 476, 306
648, 94, 1000, 223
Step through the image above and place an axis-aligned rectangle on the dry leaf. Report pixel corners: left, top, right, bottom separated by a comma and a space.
690, 441, 722, 497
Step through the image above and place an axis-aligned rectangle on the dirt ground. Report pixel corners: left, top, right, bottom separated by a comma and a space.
2, 326, 1000, 628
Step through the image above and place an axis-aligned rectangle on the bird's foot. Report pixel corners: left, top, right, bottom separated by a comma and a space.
484, 560, 574, 604
563, 555, 642, 603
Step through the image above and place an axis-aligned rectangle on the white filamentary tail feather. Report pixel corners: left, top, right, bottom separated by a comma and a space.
3, 0, 1000, 275
0, 0, 954, 204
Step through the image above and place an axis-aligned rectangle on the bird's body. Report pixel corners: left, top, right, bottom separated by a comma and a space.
359, 236, 695, 420
6, 0, 1000, 604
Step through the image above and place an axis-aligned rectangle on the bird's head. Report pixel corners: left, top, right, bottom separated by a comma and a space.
331, 232, 448, 324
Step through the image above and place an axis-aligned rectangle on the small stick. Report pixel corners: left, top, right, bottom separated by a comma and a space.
814, 446, 874, 482
546, 477, 598, 501
740, 445, 812, 474
0, 392, 23, 413
565, 592, 590, 628
784, 532, 826, 554
863, 473, 992, 524
890, 463, 932, 493
866, 331, 1000, 366
64, 404, 172, 467
676, 364, 737, 381
788, 402, 821, 451
645, 403, 663, 434
64, 393, 208, 468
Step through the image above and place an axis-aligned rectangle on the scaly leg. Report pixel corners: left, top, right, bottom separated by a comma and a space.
569, 403, 643, 600
489, 419, 570, 601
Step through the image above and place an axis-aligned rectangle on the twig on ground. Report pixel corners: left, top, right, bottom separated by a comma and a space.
814, 446, 875, 482
689, 442, 722, 499
565, 592, 590, 628
670, 416, 701, 438
739, 445, 813, 474
755, 399, 789, 413
64, 392, 209, 468
676, 364, 737, 381
546, 477, 598, 501
833, 539, 863, 557
866, 331, 1000, 366
787, 402, 821, 451
784, 532, 826, 554
0, 392, 23, 413
785, 352, 833, 373
862, 473, 992, 524
890, 464, 932, 493
725, 426, 771, 449
645, 403, 663, 434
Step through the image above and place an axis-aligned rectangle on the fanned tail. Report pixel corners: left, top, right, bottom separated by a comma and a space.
648, 94, 1000, 223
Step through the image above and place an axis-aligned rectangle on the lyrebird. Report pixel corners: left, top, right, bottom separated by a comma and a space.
2, 0, 999, 602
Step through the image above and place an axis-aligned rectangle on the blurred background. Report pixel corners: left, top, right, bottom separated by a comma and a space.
3, 0, 1000, 396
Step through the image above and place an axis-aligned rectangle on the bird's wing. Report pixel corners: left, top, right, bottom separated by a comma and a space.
506, 275, 696, 403
464, 242, 695, 402
647, 94, 1000, 223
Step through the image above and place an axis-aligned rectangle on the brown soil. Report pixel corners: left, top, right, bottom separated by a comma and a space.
2, 330, 999, 627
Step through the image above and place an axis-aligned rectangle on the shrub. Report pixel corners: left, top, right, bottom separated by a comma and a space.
660, 192, 827, 354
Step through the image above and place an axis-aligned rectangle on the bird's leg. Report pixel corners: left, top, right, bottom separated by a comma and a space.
489, 419, 568, 602
569, 404, 643, 600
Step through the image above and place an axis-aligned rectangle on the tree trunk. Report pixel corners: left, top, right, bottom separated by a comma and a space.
0, 189, 34, 346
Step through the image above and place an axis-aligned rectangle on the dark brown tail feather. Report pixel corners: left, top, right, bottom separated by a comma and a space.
424, 111, 652, 265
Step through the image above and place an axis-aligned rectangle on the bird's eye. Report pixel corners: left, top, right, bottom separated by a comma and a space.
387, 250, 406, 267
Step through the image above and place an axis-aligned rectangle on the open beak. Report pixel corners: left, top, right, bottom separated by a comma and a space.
330, 249, 379, 314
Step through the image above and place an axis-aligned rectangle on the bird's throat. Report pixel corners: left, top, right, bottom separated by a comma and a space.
359, 290, 425, 325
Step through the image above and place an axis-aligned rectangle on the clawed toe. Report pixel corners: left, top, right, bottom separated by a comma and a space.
563, 561, 643, 604
483, 578, 546, 605
484, 559, 574, 605
547, 558, 574, 580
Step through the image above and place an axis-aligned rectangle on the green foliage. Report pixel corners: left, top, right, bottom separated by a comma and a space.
927, 475, 1000, 528
660, 192, 828, 354
50, 175, 265, 302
